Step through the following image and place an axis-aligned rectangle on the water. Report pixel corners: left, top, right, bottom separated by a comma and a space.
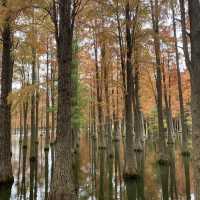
0, 132, 194, 200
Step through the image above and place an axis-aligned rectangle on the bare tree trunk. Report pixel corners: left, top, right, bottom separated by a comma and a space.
21, 100, 28, 199
94, 35, 104, 149
30, 44, 37, 200
134, 47, 144, 152
124, 2, 138, 178
45, 41, 50, 200
0, 1, 14, 184
51, 47, 55, 145
188, 1, 200, 198
171, 0, 188, 151
162, 58, 174, 144
171, 2, 191, 199
102, 44, 113, 157
150, 1, 169, 199
49, 0, 77, 199
150, 0, 167, 161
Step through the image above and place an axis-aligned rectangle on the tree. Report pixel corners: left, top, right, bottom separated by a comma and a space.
49, 0, 81, 199
115, 0, 140, 178
150, 0, 167, 162
188, 0, 200, 199
0, 0, 14, 184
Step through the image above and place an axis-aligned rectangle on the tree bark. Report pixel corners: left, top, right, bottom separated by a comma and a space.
49, 0, 76, 199
102, 43, 113, 157
94, 35, 104, 149
174, 0, 188, 151
45, 41, 50, 200
188, 0, 200, 198
172, 2, 191, 198
0, 3, 14, 184
124, 2, 138, 178
150, 0, 167, 161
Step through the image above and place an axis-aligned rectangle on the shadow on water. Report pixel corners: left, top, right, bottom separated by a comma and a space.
125, 179, 137, 200
0, 183, 12, 200
9, 132, 194, 200
159, 162, 169, 200
183, 153, 191, 200
98, 149, 105, 200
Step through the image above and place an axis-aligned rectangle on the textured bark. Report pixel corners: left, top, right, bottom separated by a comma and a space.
172, 2, 190, 198
134, 49, 144, 151
150, 1, 169, 199
17, 107, 23, 195
45, 42, 50, 150
162, 59, 174, 143
102, 44, 113, 157
188, 1, 200, 198
44, 42, 50, 200
51, 53, 55, 144
29, 21, 37, 199
124, 2, 138, 178
34, 58, 40, 200
163, 58, 178, 199
116, 0, 126, 93
30, 30, 37, 160
179, 0, 191, 72
94, 36, 104, 148
49, 0, 76, 199
21, 100, 28, 199
134, 63, 145, 187
171, 0, 187, 151
0, 3, 14, 184
150, 0, 167, 161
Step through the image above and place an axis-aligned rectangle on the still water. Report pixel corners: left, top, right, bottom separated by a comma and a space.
0, 132, 195, 200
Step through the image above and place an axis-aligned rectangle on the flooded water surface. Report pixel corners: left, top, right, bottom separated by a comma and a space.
0, 132, 194, 200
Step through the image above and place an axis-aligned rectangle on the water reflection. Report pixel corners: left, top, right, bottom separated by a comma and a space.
0, 183, 12, 200
3, 132, 194, 199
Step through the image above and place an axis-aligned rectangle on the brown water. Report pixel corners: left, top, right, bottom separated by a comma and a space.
0, 132, 195, 200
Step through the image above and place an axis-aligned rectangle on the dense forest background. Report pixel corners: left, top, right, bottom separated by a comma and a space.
0, 0, 200, 200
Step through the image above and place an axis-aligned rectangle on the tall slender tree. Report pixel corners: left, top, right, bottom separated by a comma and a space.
187, 0, 200, 199
150, 0, 167, 161
0, 0, 14, 184
120, 0, 140, 178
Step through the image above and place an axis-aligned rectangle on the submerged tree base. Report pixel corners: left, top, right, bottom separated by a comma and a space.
134, 147, 143, 153
0, 182, 13, 199
108, 153, 114, 159
98, 145, 107, 150
182, 151, 190, 157
157, 158, 169, 166
123, 172, 140, 180
0, 175, 14, 186
123, 167, 139, 180
48, 190, 76, 200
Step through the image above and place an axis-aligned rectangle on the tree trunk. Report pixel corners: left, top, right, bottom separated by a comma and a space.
124, 2, 138, 178
49, 0, 76, 199
0, 4, 14, 184
94, 36, 104, 149
188, 1, 200, 198
150, 0, 167, 161
102, 44, 113, 157
51, 49, 55, 144
30, 44, 36, 200
171, 0, 188, 149
134, 48, 144, 151
45, 41, 50, 200
171, 2, 191, 198
162, 58, 174, 144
